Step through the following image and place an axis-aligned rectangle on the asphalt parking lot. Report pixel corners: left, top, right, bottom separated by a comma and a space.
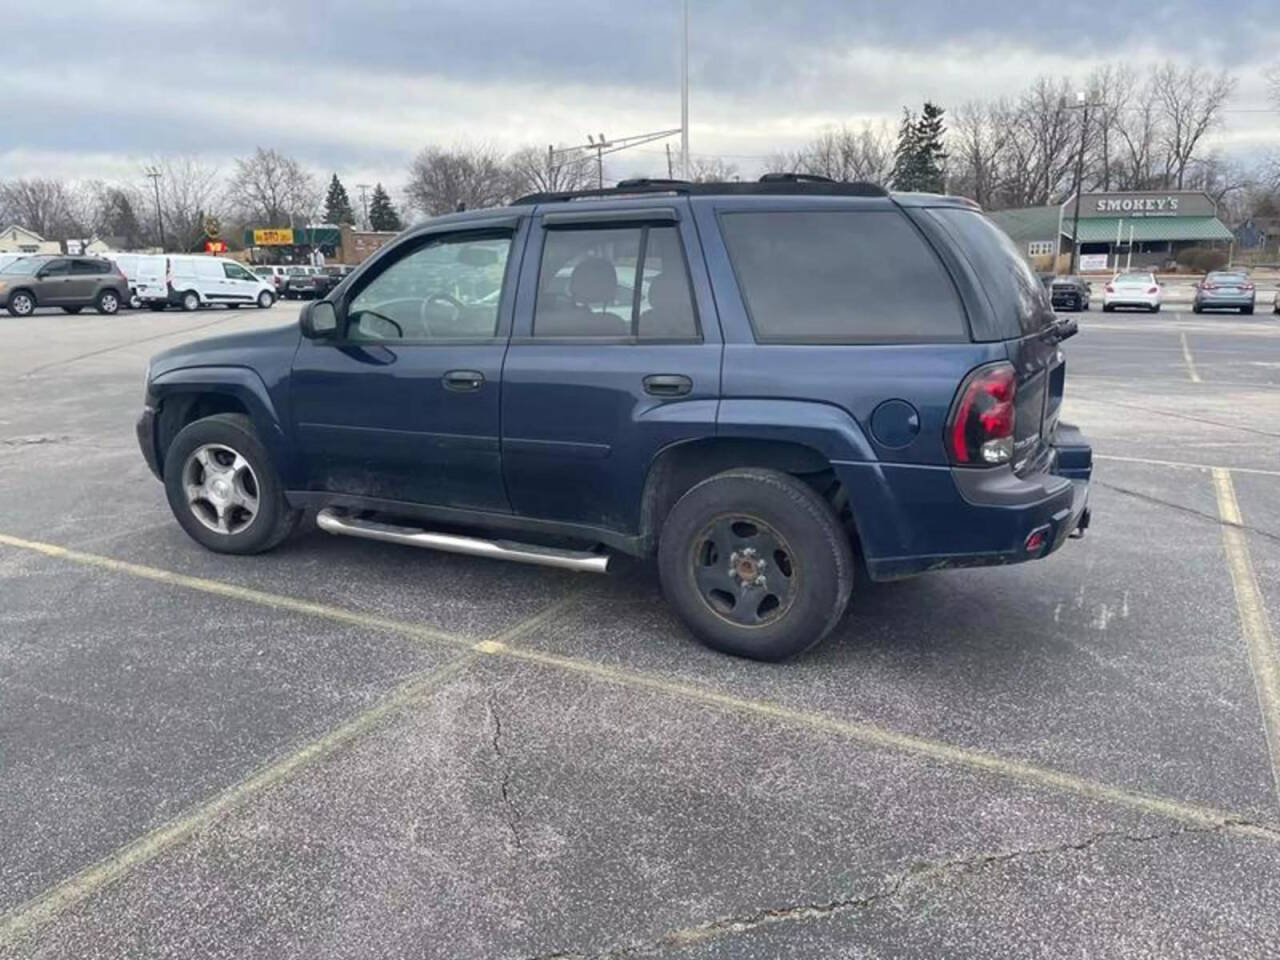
2, 299, 1279, 958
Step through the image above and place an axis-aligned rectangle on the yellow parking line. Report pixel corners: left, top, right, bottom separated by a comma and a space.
1094, 455, 1280, 479
0, 529, 1277, 946
1180, 332, 1202, 383
1212, 469, 1280, 809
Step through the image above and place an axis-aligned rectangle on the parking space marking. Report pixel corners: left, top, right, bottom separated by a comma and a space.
1094, 455, 1280, 479
2, 527, 1278, 946
0, 585, 589, 947
0, 654, 476, 948
478, 641, 1280, 843
1212, 468, 1280, 810
1180, 332, 1202, 383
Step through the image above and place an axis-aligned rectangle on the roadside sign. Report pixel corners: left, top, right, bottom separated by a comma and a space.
252, 228, 295, 246
1079, 253, 1108, 272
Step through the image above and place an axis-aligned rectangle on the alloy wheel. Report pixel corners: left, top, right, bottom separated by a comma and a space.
182, 443, 260, 535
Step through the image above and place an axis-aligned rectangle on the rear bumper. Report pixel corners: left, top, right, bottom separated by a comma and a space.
839, 423, 1093, 582
1196, 294, 1255, 308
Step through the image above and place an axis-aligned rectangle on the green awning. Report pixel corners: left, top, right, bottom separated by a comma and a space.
1065, 216, 1233, 243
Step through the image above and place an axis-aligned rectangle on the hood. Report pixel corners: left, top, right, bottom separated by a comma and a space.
149, 322, 299, 378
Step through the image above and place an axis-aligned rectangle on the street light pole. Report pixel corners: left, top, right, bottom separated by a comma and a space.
144, 167, 166, 252
356, 183, 372, 230
680, 0, 689, 178
1067, 92, 1094, 276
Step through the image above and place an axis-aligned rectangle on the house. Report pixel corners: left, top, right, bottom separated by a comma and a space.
0, 225, 60, 255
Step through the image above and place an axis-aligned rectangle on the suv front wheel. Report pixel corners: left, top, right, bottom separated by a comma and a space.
658, 468, 854, 661
163, 413, 300, 555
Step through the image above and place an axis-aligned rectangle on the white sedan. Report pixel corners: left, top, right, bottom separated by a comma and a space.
1102, 271, 1162, 313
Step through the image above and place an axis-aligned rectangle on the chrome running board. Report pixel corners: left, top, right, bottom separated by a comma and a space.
315, 508, 610, 574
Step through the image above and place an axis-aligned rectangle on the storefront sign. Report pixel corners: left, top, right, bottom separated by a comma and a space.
1080, 191, 1215, 219
252, 228, 295, 246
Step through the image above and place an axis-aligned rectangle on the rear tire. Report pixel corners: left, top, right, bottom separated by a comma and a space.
148, 302, 167, 312
62, 306, 83, 314
1150, 304, 1160, 313
1243, 306, 1254, 315
1193, 304, 1203, 314
658, 468, 854, 661
96, 290, 121, 315
179, 290, 200, 312
162, 413, 300, 555
1102, 303, 1113, 313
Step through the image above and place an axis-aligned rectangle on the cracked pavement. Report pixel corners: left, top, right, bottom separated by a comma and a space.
2, 304, 1280, 958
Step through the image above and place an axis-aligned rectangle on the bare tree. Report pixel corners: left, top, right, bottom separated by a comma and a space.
1152, 63, 1236, 189
949, 102, 1006, 208
406, 145, 512, 216
780, 123, 895, 184
1017, 77, 1080, 205
147, 155, 225, 251
0, 179, 73, 238
506, 145, 594, 197
228, 147, 318, 226
686, 156, 740, 182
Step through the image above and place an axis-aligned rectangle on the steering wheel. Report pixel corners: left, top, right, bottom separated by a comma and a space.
421, 293, 463, 337
352, 310, 403, 340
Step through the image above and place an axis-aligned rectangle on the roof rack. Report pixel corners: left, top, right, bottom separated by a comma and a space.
513, 173, 890, 206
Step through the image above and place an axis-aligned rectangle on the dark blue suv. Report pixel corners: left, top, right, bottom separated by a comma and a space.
137, 176, 1092, 661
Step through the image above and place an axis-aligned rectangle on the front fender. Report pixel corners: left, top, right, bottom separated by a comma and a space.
150, 366, 296, 482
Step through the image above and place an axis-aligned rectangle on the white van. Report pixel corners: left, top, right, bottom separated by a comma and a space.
106, 253, 165, 309
137, 255, 277, 311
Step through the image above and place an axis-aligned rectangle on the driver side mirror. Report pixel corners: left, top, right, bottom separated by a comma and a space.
300, 300, 338, 339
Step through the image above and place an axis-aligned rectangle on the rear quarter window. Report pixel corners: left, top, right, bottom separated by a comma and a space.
718, 210, 968, 344
925, 208, 1055, 338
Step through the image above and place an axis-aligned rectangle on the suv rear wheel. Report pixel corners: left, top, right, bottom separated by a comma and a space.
96, 290, 120, 315
163, 413, 300, 555
658, 468, 854, 661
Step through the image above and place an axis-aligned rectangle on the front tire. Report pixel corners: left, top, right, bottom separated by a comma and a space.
163, 413, 300, 555
7, 291, 35, 316
658, 468, 854, 661
179, 290, 200, 312
96, 290, 121, 315
257, 290, 274, 309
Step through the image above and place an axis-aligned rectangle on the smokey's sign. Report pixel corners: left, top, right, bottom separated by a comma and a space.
1080, 191, 1214, 218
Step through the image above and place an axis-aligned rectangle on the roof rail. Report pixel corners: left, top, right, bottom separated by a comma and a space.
513, 174, 890, 206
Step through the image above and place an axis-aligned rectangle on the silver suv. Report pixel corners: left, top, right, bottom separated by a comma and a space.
0, 255, 130, 316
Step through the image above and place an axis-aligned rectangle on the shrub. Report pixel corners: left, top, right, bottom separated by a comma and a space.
1177, 246, 1229, 273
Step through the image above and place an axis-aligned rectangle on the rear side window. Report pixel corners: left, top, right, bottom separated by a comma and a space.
71, 259, 102, 275
718, 210, 967, 344
926, 208, 1055, 337
534, 224, 698, 340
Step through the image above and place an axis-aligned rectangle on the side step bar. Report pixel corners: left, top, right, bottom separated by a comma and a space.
315, 508, 610, 574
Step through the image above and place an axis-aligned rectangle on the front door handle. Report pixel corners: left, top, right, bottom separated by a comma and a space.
643, 374, 692, 397
443, 369, 485, 392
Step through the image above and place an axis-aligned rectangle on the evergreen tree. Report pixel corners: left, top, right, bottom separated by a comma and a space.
105, 189, 144, 249
323, 174, 356, 225
368, 183, 402, 232
891, 108, 922, 190
891, 102, 948, 193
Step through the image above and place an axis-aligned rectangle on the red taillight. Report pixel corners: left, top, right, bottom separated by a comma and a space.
1202, 282, 1216, 290
947, 363, 1016, 466
1243, 282, 1255, 291
1147, 286, 1158, 294
1105, 284, 1114, 293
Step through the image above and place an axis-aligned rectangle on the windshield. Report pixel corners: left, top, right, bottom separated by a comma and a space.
286, 267, 307, 276
1117, 272, 1154, 283
1, 258, 42, 275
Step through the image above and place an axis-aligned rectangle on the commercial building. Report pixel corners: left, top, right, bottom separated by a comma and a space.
988, 190, 1234, 273
242, 224, 398, 265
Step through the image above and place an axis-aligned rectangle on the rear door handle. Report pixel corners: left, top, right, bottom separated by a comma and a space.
643, 374, 692, 397
443, 369, 485, 392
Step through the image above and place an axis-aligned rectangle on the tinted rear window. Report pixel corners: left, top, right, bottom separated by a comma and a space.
927, 208, 1055, 338
718, 210, 967, 344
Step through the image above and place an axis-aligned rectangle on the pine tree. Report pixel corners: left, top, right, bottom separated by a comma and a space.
323, 174, 356, 225
891, 108, 922, 191
914, 102, 948, 194
368, 183, 402, 232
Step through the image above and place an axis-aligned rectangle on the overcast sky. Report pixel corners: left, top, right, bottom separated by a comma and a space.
4, 0, 1278, 193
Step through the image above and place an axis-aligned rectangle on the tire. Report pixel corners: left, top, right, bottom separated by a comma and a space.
179, 290, 200, 312
148, 302, 167, 312
1193, 304, 1202, 314
163, 413, 300, 555
1150, 304, 1160, 313
62, 306, 83, 314
1102, 304, 1113, 313
257, 290, 274, 308
6, 290, 35, 317
1243, 306, 1254, 316
129, 292, 142, 310
227, 303, 241, 310
96, 290, 121, 315
658, 468, 854, 661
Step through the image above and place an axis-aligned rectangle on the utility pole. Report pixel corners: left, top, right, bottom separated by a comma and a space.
553, 129, 683, 192
680, 0, 689, 178
666, 143, 674, 179
587, 133, 612, 189
144, 167, 166, 252
1067, 91, 1097, 276
356, 183, 372, 230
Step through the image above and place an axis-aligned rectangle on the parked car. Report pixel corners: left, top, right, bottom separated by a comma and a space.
313, 263, 355, 297
1193, 270, 1255, 315
137, 255, 277, 311
1048, 275, 1091, 312
281, 266, 323, 300
136, 176, 1092, 662
1102, 271, 1161, 313
252, 265, 289, 294
0, 255, 129, 316
107, 253, 165, 309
